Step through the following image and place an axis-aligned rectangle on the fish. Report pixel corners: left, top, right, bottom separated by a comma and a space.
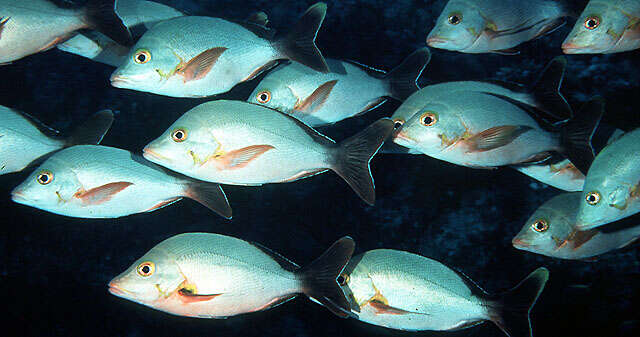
11, 145, 232, 219
562, 0, 640, 54
391, 58, 604, 175
247, 48, 431, 127
513, 192, 640, 260
109, 233, 355, 318
512, 156, 585, 192
110, 3, 330, 98
0, 107, 114, 175
57, 0, 186, 67
576, 128, 640, 230
426, 0, 569, 54
0, 0, 132, 64
142, 100, 395, 205
338, 249, 549, 336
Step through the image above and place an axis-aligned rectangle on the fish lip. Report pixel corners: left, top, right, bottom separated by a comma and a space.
143, 146, 171, 163
426, 36, 449, 46
108, 281, 132, 298
10, 190, 29, 204
511, 237, 531, 248
393, 132, 415, 146
110, 75, 134, 88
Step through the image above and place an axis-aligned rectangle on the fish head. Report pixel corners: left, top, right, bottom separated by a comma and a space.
248, 80, 298, 115
110, 35, 180, 93
143, 113, 221, 175
393, 102, 465, 155
513, 200, 577, 257
11, 158, 82, 211
577, 176, 636, 228
427, 1, 485, 51
562, 3, 629, 54
109, 246, 185, 304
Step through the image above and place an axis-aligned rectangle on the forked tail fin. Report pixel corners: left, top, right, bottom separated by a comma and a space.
385, 48, 431, 101
85, 0, 133, 46
561, 97, 604, 175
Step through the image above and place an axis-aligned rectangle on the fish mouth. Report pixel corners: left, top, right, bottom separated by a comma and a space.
561, 42, 595, 54
143, 146, 171, 163
393, 132, 415, 147
426, 36, 449, 46
108, 281, 133, 298
512, 237, 531, 248
11, 190, 30, 204
110, 74, 135, 88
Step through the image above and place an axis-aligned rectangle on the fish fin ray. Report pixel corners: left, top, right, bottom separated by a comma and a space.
75, 181, 134, 205
214, 145, 275, 170
249, 241, 300, 272
178, 289, 222, 303
184, 182, 232, 219
466, 126, 533, 152
65, 110, 114, 146
294, 80, 338, 114
530, 56, 572, 121
560, 97, 604, 175
570, 229, 599, 250
369, 301, 424, 316
178, 47, 228, 82
384, 48, 431, 100
85, 0, 133, 46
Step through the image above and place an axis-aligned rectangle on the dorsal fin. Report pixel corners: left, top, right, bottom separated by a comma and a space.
12, 108, 60, 138
250, 241, 300, 272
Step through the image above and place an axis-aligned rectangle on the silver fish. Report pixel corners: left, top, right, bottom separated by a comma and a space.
11, 145, 232, 219
577, 128, 640, 230
110, 3, 330, 97
57, 0, 185, 67
248, 48, 430, 126
143, 100, 395, 205
563, 0, 640, 54
109, 233, 355, 318
339, 249, 549, 336
513, 192, 640, 260
427, 0, 568, 54
0, 107, 113, 175
0, 0, 132, 64
392, 58, 603, 175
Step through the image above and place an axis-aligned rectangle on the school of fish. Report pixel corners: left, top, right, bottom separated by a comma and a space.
1, 0, 638, 336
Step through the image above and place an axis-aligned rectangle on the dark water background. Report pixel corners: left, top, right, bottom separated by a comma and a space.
0, 0, 639, 336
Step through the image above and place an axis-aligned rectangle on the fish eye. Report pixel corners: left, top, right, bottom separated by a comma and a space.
136, 261, 155, 277
36, 171, 53, 185
256, 90, 271, 104
584, 16, 600, 30
531, 219, 549, 233
586, 191, 601, 205
448, 13, 462, 25
393, 118, 405, 129
171, 129, 188, 142
134, 49, 151, 64
420, 112, 437, 126
337, 273, 350, 286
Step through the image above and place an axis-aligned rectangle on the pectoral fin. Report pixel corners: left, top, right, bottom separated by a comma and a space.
178, 47, 228, 82
294, 80, 338, 114
213, 145, 275, 170
74, 182, 134, 205
0, 17, 10, 39
178, 288, 222, 303
570, 230, 599, 251
465, 126, 532, 152
369, 301, 419, 316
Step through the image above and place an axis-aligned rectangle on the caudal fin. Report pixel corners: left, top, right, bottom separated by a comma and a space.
561, 97, 604, 175
530, 56, 572, 122
275, 3, 329, 73
488, 267, 549, 337
185, 181, 233, 219
385, 48, 431, 101
331, 118, 395, 205
297, 237, 355, 318
65, 110, 114, 146
85, 0, 133, 46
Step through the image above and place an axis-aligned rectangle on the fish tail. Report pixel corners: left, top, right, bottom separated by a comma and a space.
64, 110, 114, 146
487, 267, 549, 337
330, 118, 395, 205
84, 0, 133, 47
560, 97, 604, 175
274, 3, 329, 73
296, 237, 355, 318
529, 56, 572, 122
184, 181, 232, 219
385, 47, 431, 101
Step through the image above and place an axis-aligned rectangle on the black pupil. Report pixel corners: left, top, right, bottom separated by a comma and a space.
260, 93, 268, 101
450, 15, 460, 24
142, 265, 150, 274
39, 175, 48, 183
588, 195, 595, 202
588, 19, 596, 27
137, 54, 146, 62
424, 116, 433, 124
536, 222, 544, 230
394, 121, 403, 128
337, 275, 345, 285
175, 131, 183, 139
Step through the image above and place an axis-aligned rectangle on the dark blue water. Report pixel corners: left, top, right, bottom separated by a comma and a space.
0, 1, 638, 336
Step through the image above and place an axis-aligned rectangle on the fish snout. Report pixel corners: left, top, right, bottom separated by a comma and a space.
143, 145, 171, 163
426, 36, 449, 47
10, 189, 29, 203
108, 280, 130, 297
512, 237, 530, 248
561, 42, 583, 54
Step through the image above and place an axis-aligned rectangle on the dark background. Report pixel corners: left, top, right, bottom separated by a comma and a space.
1, 0, 639, 336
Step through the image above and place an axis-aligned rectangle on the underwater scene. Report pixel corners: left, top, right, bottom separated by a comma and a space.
0, 0, 639, 336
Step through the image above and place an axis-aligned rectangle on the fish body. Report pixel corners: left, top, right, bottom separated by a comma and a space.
563, 0, 640, 54
58, 0, 185, 67
576, 128, 640, 230
143, 100, 394, 205
513, 157, 585, 192
11, 145, 232, 219
0, 107, 113, 175
109, 233, 355, 318
340, 249, 549, 336
513, 193, 640, 260
248, 48, 430, 126
427, 0, 567, 54
110, 3, 329, 98
0, 0, 132, 63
